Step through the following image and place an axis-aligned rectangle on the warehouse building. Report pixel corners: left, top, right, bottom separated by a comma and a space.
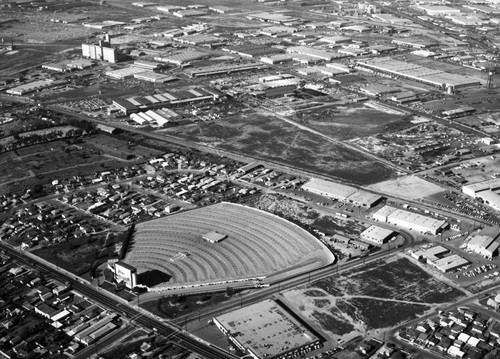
175, 34, 222, 45
133, 72, 176, 83
416, 4, 461, 16
157, 5, 184, 12
302, 178, 357, 201
154, 50, 209, 65
360, 225, 395, 246
130, 108, 178, 127
112, 87, 220, 114
302, 178, 383, 206
411, 245, 469, 272
112, 98, 138, 115
106, 67, 145, 79
372, 206, 448, 235
223, 44, 285, 58
463, 178, 500, 212
185, 63, 267, 77
213, 299, 323, 359
357, 57, 481, 91
287, 46, 337, 61
6, 79, 63, 96
466, 228, 500, 259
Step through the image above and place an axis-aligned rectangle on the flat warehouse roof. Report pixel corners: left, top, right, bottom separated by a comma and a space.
302, 178, 357, 200
389, 209, 447, 231
361, 225, 394, 240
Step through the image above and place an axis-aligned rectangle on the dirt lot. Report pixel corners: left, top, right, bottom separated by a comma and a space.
366, 175, 445, 200
294, 104, 411, 140
165, 112, 396, 185
283, 256, 465, 343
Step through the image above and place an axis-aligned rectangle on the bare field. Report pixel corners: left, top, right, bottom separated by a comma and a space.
366, 175, 445, 200
283, 257, 465, 341
295, 104, 411, 140
165, 113, 396, 185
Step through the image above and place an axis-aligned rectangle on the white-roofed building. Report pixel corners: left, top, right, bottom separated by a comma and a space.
466, 228, 500, 259
372, 206, 448, 234
360, 225, 394, 246
302, 178, 357, 201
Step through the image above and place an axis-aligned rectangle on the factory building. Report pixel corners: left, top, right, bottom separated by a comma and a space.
82, 35, 118, 64
213, 299, 324, 359
463, 178, 500, 212
185, 63, 267, 77
466, 228, 500, 259
416, 4, 461, 16
223, 44, 285, 58
154, 50, 209, 65
302, 178, 357, 201
360, 225, 395, 246
6, 79, 62, 96
411, 245, 469, 272
112, 86, 222, 114
372, 206, 448, 235
287, 46, 337, 61
357, 57, 481, 91
130, 108, 178, 127
302, 178, 383, 207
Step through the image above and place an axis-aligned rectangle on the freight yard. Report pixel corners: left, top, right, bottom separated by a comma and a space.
3, 0, 500, 358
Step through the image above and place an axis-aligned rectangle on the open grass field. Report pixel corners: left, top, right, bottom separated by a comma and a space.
295, 104, 411, 140
283, 256, 465, 342
125, 202, 334, 288
165, 112, 396, 185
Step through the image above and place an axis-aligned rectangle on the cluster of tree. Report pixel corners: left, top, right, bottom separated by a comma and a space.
119, 222, 135, 260
0, 127, 85, 153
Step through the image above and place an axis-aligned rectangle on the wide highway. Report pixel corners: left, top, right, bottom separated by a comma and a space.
0, 242, 239, 359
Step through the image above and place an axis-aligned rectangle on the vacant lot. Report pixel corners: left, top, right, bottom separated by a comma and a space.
283, 257, 465, 341
166, 112, 395, 185
295, 104, 410, 140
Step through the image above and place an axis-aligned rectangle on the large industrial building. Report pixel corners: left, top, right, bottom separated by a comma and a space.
466, 228, 500, 259
416, 4, 461, 16
411, 245, 469, 272
372, 206, 448, 235
185, 63, 267, 77
356, 57, 481, 91
112, 86, 222, 114
463, 178, 500, 212
82, 37, 118, 63
302, 178, 383, 207
213, 299, 323, 359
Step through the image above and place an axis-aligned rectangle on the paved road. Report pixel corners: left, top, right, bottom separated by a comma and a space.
0, 242, 239, 359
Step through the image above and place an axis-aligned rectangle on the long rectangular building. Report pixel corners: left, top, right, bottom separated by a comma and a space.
302, 178, 383, 207
357, 57, 481, 91
185, 63, 267, 77
372, 205, 448, 235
